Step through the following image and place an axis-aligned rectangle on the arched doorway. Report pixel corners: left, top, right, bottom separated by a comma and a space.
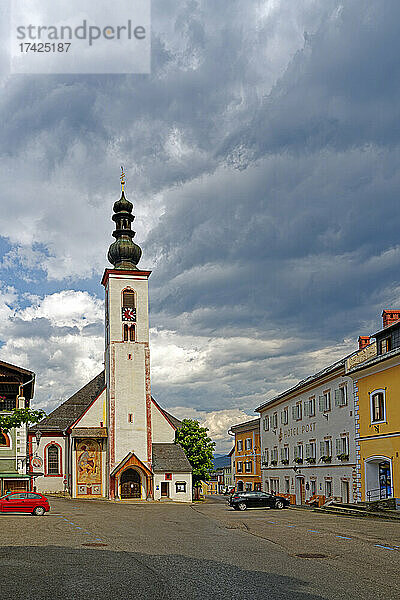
365, 456, 392, 501
237, 480, 244, 492
120, 468, 141, 499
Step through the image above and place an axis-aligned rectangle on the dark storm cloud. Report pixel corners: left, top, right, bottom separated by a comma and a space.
0, 1, 399, 423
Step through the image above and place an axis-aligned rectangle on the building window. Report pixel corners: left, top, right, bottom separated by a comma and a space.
272, 412, 278, 429
320, 439, 332, 460
237, 440, 243, 452
245, 461, 252, 473
285, 478, 290, 494
379, 337, 391, 354
264, 480, 269, 492
263, 449, 269, 466
122, 289, 135, 308
336, 436, 349, 458
281, 407, 288, 425
165, 473, 172, 480
175, 482, 186, 493
0, 431, 10, 446
305, 441, 316, 461
325, 480, 333, 498
123, 324, 135, 341
370, 390, 386, 423
128, 413, 134, 423
294, 444, 303, 463
270, 478, 279, 494
245, 438, 252, 450
271, 447, 278, 465
335, 386, 347, 407
263, 416, 269, 431
319, 391, 331, 412
47, 444, 60, 475
304, 397, 315, 417
237, 461, 243, 473
280, 446, 289, 463
310, 479, 316, 496
292, 402, 302, 421
245, 482, 252, 491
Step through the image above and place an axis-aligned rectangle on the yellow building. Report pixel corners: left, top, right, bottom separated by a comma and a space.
229, 418, 262, 492
346, 310, 400, 502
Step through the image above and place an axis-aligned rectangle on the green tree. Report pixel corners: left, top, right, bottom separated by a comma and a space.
0, 408, 46, 433
175, 418, 215, 486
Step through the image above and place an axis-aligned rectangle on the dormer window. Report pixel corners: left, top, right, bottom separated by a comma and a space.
379, 337, 391, 354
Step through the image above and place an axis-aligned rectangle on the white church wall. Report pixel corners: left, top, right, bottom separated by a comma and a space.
151, 402, 175, 443
76, 388, 106, 428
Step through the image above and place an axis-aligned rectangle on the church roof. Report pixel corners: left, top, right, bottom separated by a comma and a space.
30, 371, 105, 432
152, 443, 192, 473
30, 370, 182, 434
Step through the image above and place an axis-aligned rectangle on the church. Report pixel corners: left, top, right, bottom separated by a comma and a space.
29, 177, 192, 502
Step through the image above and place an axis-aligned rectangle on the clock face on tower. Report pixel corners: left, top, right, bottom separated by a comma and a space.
122, 307, 136, 322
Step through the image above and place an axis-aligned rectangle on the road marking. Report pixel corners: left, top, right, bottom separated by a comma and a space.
375, 544, 396, 551
335, 535, 352, 540
307, 530, 321, 533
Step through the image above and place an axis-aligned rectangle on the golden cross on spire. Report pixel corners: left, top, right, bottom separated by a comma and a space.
120, 165, 126, 192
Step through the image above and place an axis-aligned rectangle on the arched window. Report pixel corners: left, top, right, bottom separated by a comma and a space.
123, 324, 135, 342
47, 444, 60, 475
0, 431, 9, 446
122, 289, 135, 308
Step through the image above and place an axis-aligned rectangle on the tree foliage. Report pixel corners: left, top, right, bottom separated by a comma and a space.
0, 408, 46, 433
175, 418, 215, 486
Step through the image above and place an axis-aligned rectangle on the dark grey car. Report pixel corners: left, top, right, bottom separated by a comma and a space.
228, 491, 290, 511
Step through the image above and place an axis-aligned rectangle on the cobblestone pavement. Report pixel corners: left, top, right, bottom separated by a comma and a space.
0, 497, 399, 600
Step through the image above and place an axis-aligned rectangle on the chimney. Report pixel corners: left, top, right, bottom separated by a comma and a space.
382, 310, 400, 328
358, 336, 370, 350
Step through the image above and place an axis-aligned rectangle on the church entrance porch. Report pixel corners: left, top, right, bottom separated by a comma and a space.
120, 468, 141, 499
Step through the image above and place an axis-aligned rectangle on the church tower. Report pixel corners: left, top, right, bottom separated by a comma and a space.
102, 171, 152, 494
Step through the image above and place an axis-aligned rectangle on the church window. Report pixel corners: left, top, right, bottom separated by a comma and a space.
123, 324, 135, 342
122, 289, 135, 308
175, 482, 186, 493
47, 444, 60, 475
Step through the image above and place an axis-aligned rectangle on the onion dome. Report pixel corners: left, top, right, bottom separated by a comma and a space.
107, 170, 142, 270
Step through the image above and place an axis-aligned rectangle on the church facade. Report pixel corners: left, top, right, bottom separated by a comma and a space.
29, 181, 192, 502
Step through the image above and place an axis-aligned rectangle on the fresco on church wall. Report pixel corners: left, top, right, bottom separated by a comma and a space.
76, 439, 102, 495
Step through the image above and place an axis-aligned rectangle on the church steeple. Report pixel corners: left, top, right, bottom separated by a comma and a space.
107, 167, 142, 270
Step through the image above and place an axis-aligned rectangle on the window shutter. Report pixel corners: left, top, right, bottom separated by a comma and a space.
336, 439, 341, 454
294, 446, 298, 459
304, 402, 309, 417
292, 406, 296, 419
320, 441, 325, 456
319, 396, 324, 412
305, 443, 310, 458
280, 411, 284, 424
335, 389, 340, 406
280, 448, 284, 460
343, 386, 347, 405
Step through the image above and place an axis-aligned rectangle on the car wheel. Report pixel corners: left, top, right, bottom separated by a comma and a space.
33, 506, 45, 516
274, 500, 284, 509
237, 502, 247, 511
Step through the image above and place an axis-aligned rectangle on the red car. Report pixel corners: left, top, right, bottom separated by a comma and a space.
0, 492, 50, 515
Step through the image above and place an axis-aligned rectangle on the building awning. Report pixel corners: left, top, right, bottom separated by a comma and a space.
71, 427, 108, 438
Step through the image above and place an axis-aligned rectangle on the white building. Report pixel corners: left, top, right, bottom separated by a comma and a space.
256, 357, 356, 505
29, 181, 192, 502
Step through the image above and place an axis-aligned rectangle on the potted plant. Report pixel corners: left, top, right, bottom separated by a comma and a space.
337, 453, 349, 461
281, 459, 289, 465
270, 459, 278, 466
293, 457, 303, 464
305, 457, 316, 464
320, 455, 332, 463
